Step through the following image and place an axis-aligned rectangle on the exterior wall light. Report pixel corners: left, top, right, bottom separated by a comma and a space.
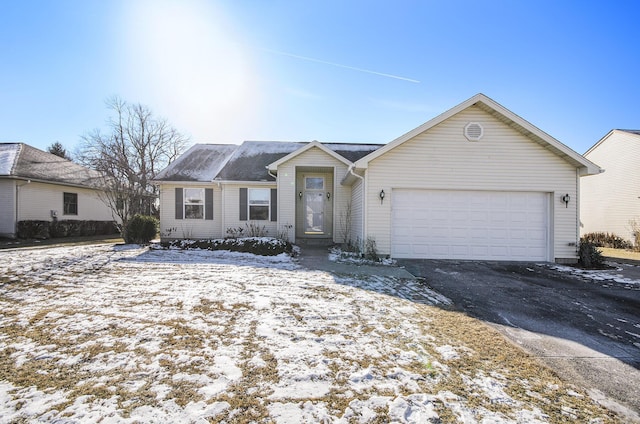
326, 192, 331, 200
299, 191, 303, 199
379, 189, 385, 204
561, 193, 570, 208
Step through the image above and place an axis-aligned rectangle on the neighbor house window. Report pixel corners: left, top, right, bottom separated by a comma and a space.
249, 188, 270, 220
63, 192, 78, 215
184, 188, 204, 219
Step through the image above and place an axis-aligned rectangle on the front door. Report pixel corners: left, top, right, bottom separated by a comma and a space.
296, 172, 333, 239
304, 177, 325, 234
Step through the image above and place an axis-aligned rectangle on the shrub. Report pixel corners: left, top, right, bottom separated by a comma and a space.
17, 220, 119, 239
17, 220, 50, 239
581, 232, 632, 250
364, 237, 379, 262
578, 240, 605, 269
125, 215, 158, 244
161, 237, 293, 256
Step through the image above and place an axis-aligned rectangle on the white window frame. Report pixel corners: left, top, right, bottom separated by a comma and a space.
248, 188, 270, 221
184, 188, 204, 220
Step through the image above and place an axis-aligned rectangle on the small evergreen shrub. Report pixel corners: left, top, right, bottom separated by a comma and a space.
581, 232, 632, 249
578, 240, 605, 269
161, 237, 293, 256
17, 220, 118, 239
125, 215, 158, 244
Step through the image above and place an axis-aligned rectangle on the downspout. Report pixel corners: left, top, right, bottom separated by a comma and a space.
214, 178, 224, 237
575, 168, 581, 258
348, 165, 366, 250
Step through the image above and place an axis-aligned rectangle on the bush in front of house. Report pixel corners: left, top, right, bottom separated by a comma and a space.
578, 239, 605, 269
581, 232, 632, 250
124, 214, 158, 244
17, 220, 119, 239
161, 237, 294, 256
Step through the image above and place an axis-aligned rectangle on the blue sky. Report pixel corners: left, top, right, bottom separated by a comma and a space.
1, 1, 638, 156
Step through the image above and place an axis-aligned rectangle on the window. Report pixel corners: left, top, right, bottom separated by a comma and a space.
249, 188, 270, 220
63, 192, 78, 215
184, 188, 204, 219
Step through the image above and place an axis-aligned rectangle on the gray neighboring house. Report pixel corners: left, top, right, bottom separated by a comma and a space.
0, 143, 114, 238
154, 94, 601, 262
581, 129, 640, 243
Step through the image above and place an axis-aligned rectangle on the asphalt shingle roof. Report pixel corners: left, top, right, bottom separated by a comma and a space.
0, 143, 102, 187
155, 141, 382, 182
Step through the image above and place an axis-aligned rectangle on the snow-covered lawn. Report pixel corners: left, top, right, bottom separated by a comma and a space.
0, 244, 619, 423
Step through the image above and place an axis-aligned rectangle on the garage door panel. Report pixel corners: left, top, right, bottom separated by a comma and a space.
392, 190, 549, 261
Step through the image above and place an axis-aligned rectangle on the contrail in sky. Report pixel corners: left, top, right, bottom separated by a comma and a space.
263, 48, 420, 84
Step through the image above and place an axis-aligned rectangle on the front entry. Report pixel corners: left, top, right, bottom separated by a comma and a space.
296, 170, 333, 240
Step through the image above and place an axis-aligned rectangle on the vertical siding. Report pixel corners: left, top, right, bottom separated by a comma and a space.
276, 146, 351, 243
349, 178, 363, 247
582, 131, 640, 242
159, 183, 224, 239
17, 182, 113, 222
365, 105, 579, 261
0, 180, 16, 236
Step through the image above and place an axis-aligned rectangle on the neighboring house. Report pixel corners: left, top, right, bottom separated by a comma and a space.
0, 143, 115, 238
154, 94, 600, 262
581, 129, 640, 244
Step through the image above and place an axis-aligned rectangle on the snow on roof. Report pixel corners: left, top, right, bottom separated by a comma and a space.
155, 141, 384, 182
154, 144, 238, 182
0, 142, 102, 187
0, 143, 20, 175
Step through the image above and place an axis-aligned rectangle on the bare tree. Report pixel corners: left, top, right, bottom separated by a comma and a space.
78, 97, 189, 239
47, 141, 71, 160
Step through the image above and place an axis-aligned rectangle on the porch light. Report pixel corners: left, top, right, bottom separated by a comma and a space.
379, 189, 385, 204
326, 192, 331, 200
299, 191, 303, 199
561, 193, 570, 208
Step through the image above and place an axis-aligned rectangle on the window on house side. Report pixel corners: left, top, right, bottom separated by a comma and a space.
63, 192, 78, 215
184, 188, 204, 219
249, 188, 270, 220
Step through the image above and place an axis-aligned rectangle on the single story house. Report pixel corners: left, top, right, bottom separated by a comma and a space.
580, 129, 640, 244
154, 93, 600, 262
0, 143, 115, 238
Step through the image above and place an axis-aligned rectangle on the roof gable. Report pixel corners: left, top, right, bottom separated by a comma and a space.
354, 93, 601, 176
0, 142, 102, 187
584, 129, 640, 156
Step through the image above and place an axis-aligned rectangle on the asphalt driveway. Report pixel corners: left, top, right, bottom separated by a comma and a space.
397, 259, 640, 421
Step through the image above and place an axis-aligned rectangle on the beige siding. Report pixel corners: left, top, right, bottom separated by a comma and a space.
0, 180, 16, 236
349, 178, 364, 247
17, 182, 113, 222
582, 131, 640, 242
159, 183, 224, 239
365, 105, 579, 261
276, 146, 351, 243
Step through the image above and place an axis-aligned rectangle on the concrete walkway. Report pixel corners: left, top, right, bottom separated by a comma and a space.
297, 245, 415, 278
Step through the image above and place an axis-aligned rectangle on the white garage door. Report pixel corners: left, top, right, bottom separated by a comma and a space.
392, 190, 549, 261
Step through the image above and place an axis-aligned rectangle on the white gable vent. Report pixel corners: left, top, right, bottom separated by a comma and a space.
464, 122, 484, 141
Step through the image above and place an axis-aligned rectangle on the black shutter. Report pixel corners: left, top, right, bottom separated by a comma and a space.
175, 188, 183, 220
205, 188, 213, 220
239, 188, 248, 221
270, 189, 277, 221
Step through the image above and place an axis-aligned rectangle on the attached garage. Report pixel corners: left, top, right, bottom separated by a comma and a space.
391, 190, 549, 261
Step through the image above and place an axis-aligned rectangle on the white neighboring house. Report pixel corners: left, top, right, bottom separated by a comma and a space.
581, 129, 640, 243
0, 143, 115, 238
154, 94, 601, 262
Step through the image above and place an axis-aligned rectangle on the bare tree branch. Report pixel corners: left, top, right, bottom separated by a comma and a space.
77, 97, 189, 240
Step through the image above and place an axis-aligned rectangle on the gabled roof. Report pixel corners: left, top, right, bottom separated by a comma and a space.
155, 141, 382, 182
266, 140, 381, 171
584, 129, 640, 156
353, 93, 601, 176
0, 143, 102, 187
